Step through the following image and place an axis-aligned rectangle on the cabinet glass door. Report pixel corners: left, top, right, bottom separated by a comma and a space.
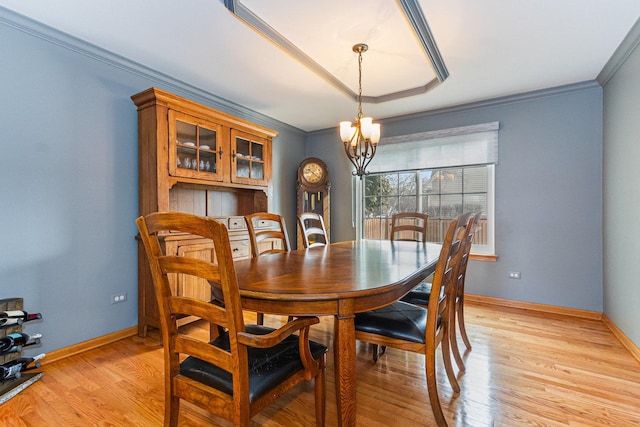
231, 130, 269, 185
169, 111, 223, 181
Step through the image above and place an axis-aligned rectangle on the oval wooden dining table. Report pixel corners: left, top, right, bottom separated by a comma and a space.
233, 239, 442, 427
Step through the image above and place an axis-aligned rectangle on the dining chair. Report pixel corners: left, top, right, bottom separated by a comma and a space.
390, 212, 428, 242
367, 212, 429, 359
401, 212, 480, 372
245, 212, 292, 324
354, 213, 470, 427
393, 211, 431, 308
136, 212, 327, 427
297, 212, 328, 248
245, 212, 291, 256
449, 212, 481, 371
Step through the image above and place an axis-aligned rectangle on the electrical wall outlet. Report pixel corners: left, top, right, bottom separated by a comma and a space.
507, 272, 521, 279
111, 292, 128, 304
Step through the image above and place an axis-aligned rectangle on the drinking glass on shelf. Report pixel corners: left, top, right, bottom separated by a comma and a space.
184, 157, 191, 170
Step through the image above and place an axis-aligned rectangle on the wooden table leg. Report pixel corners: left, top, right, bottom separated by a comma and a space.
334, 312, 356, 427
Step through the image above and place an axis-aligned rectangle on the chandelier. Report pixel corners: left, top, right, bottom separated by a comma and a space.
339, 43, 381, 179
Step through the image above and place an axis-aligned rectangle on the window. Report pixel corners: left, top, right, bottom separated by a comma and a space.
363, 166, 493, 253
357, 122, 497, 255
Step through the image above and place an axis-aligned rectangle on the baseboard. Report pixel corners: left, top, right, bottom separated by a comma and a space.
465, 294, 603, 320
602, 314, 640, 365
41, 326, 138, 365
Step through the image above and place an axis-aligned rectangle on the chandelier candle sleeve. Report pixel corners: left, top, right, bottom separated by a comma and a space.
340, 121, 356, 144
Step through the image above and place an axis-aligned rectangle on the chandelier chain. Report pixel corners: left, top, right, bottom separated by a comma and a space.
357, 50, 363, 118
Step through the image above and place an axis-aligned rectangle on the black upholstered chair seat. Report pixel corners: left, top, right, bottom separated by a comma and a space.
401, 281, 433, 306
355, 301, 436, 344
181, 325, 327, 403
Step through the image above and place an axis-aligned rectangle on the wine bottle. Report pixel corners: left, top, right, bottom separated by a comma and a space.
0, 317, 23, 328
0, 332, 42, 355
1, 353, 46, 375
21, 352, 46, 372
0, 363, 22, 380
1, 310, 42, 323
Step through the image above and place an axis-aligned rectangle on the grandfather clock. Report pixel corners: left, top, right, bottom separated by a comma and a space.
296, 157, 331, 248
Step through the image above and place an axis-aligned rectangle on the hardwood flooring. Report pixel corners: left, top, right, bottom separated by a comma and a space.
1, 302, 639, 426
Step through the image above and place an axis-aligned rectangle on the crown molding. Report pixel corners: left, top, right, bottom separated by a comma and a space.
381, 80, 602, 126
597, 17, 640, 86
0, 6, 303, 136
306, 80, 601, 137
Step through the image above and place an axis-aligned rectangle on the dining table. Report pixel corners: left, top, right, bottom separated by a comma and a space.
233, 239, 442, 427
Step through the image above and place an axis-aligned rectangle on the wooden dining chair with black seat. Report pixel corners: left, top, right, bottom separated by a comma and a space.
401, 212, 480, 373
368, 211, 429, 359
298, 212, 329, 248
354, 213, 469, 427
393, 211, 431, 307
449, 212, 481, 371
136, 212, 327, 427
245, 211, 292, 325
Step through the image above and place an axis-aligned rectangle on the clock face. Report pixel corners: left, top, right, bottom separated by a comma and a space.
303, 162, 324, 184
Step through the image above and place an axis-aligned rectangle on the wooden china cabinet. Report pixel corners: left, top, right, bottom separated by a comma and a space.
132, 87, 277, 337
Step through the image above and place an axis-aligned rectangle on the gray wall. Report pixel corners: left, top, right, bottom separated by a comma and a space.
0, 9, 306, 356
602, 28, 640, 347
307, 84, 604, 312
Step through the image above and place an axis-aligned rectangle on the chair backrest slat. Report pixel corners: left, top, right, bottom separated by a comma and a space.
168, 296, 228, 329
173, 334, 233, 372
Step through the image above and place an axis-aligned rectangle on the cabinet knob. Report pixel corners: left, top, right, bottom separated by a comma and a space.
218, 148, 223, 159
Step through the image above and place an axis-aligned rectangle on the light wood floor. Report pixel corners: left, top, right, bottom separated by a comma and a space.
2, 302, 639, 426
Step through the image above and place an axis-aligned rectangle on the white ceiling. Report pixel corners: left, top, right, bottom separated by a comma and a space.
2, 0, 640, 132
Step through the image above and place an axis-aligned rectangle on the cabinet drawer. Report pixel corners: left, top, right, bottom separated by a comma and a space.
228, 216, 246, 230
230, 239, 250, 259
213, 217, 228, 228
255, 219, 272, 229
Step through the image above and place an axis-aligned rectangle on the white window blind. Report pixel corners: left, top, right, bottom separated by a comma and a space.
368, 122, 499, 173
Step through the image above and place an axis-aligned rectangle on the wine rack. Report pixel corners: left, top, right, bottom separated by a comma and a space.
0, 298, 43, 404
